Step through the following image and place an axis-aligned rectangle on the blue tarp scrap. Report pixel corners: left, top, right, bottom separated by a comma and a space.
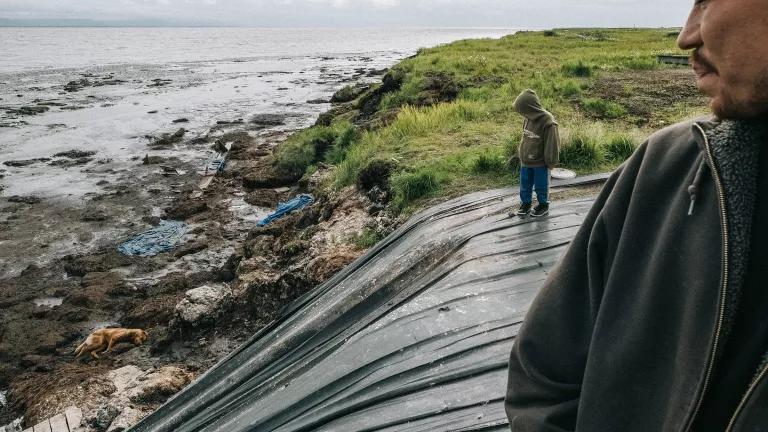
258, 194, 314, 227
118, 220, 189, 257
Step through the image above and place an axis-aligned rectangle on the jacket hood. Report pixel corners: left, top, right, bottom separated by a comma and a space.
514, 89, 548, 120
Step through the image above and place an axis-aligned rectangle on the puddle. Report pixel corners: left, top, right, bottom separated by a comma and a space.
227, 197, 270, 224
33, 297, 64, 308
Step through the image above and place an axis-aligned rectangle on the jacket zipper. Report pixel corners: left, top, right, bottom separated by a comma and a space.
726, 365, 768, 431
684, 124, 730, 431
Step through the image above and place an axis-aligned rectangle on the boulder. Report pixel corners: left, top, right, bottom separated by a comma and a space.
89, 404, 120, 431
250, 113, 287, 127
106, 407, 145, 432
127, 366, 192, 404
241, 158, 299, 189
306, 246, 363, 285
174, 285, 232, 326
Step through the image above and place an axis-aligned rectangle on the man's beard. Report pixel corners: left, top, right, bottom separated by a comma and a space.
713, 68, 768, 120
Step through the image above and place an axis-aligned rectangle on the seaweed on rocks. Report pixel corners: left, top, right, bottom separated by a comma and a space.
6, 106, 49, 116
149, 128, 186, 148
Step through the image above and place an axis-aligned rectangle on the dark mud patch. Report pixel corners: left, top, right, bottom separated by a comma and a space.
3, 158, 51, 168
585, 68, 708, 128
6, 195, 42, 204
53, 150, 97, 159
148, 128, 186, 148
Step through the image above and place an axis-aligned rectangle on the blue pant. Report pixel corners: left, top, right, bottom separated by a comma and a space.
520, 166, 550, 205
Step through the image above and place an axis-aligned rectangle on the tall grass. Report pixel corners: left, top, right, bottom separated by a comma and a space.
391, 169, 441, 209
276, 122, 357, 176
389, 101, 485, 139
581, 98, 627, 119
471, 150, 508, 175
604, 134, 638, 162
562, 61, 593, 77
559, 127, 606, 170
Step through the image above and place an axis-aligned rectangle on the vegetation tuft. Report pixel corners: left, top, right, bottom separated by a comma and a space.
562, 61, 593, 77
353, 228, 386, 248
560, 129, 605, 170
581, 98, 627, 119
604, 134, 639, 162
391, 169, 441, 209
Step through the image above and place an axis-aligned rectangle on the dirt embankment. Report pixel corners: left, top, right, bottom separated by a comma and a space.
0, 110, 401, 430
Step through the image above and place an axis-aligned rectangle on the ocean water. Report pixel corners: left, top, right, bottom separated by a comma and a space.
0, 27, 514, 198
0, 27, 515, 73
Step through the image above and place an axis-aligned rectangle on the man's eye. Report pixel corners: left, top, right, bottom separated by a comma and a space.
695, 0, 709, 8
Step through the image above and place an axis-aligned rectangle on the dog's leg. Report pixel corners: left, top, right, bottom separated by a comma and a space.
106, 339, 116, 353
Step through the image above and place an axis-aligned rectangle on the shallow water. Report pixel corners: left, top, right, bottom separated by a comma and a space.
0, 27, 514, 199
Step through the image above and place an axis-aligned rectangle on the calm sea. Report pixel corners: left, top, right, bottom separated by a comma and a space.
0, 27, 515, 73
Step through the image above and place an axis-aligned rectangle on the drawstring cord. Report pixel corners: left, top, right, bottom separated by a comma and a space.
688, 152, 708, 216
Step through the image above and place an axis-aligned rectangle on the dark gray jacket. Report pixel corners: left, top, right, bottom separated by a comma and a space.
505, 118, 768, 431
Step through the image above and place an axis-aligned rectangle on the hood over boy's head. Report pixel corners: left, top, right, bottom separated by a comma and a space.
514, 89, 547, 120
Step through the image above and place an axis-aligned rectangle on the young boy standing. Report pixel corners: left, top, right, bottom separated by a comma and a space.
511, 89, 560, 217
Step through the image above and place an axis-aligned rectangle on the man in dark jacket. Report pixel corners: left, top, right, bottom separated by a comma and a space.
511, 89, 560, 218
505, 1, 768, 431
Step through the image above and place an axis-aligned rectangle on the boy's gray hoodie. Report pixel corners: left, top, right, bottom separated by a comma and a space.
513, 89, 560, 168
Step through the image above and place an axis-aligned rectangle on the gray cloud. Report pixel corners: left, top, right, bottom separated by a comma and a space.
0, 0, 693, 27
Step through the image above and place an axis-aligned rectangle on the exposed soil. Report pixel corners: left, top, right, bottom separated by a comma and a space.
585, 67, 709, 128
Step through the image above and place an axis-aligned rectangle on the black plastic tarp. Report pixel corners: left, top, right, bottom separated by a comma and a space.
130, 177, 604, 432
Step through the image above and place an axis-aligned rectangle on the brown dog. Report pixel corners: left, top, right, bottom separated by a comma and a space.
74, 328, 148, 360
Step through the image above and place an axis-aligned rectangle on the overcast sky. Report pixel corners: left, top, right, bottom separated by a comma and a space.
0, 0, 693, 28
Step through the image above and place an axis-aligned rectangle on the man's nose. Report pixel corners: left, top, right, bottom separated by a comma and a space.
677, 8, 703, 50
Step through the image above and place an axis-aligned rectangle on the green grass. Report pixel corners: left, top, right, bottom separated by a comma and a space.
562, 61, 593, 77
604, 134, 639, 162
275, 28, 708, 213
581, 98, 627, 119
353, 228, 386, 248
275, 122, 357, 176
391, 169, 442, 209
560, 129, 605, 170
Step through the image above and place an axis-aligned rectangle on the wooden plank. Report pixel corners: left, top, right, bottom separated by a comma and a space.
198, 175, 215, 190
63, 407, 82, 431
48, 415, 68, 432
32, 420, 51, 432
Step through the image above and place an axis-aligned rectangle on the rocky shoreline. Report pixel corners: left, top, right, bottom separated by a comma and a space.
0, 68, 401, 431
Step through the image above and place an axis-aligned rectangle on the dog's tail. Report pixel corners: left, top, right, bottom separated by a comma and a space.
74, 342, 86, 358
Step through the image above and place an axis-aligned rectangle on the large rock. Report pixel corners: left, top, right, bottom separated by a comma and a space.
306, 245, 363, 285
126, 366, 192, 404
108, 366, 144, 394
106, 407, 144, 432
63, 252, 133, 277
174, 285, 232, 326
241, 157, 299, 189
250, 113, 287, 127
122, 293, 184, 328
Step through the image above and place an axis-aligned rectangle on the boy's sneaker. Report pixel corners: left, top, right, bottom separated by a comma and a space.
531, 203, 550, 218
513, 203, 532, 217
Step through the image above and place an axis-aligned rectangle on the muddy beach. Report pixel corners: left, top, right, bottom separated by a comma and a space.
0, 61, 397, 431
